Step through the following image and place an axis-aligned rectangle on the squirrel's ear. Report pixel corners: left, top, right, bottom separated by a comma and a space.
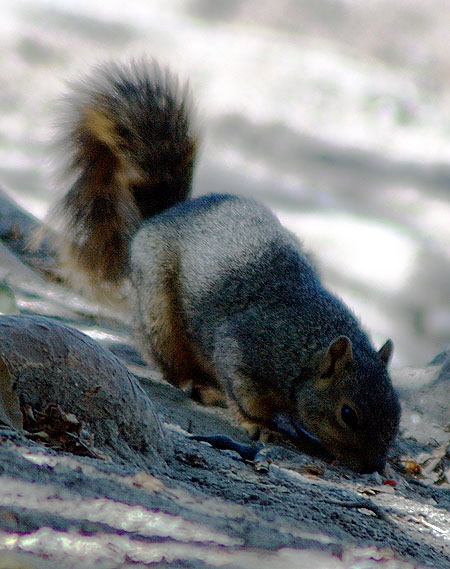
378, 339, 393, 367
318, 336, 353, 384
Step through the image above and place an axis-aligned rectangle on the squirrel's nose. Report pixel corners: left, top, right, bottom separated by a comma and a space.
359, 456, 386, 474
375, 457, 387, 475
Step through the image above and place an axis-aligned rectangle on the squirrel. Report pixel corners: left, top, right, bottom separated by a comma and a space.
45, 58, 401, 474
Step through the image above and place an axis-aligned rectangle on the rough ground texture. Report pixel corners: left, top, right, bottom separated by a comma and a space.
0, 191, 448, 568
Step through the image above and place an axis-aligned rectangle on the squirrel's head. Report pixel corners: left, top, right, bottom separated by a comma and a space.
293, 335, 401, 473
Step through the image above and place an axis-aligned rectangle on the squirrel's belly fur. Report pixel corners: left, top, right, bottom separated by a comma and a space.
44, 58, 401, 473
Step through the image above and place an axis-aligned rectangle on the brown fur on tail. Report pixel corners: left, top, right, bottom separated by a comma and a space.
45, 59, 197, 297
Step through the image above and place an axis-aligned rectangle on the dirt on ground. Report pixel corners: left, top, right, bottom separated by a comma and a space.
0, 189, 449, 569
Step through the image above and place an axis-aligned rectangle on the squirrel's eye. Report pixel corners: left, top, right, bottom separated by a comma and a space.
341, 404, 359, 430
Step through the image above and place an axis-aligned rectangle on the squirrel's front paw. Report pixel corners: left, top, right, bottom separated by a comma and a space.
191, 385, 227, 408
240, 421, 262, 440
240, 421, 283, 444
257, 428, 286, 444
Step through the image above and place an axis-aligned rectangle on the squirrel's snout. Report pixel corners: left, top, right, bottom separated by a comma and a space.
355, 455, 386, 475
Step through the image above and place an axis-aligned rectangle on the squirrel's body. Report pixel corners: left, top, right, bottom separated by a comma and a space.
48, 59, 401, 473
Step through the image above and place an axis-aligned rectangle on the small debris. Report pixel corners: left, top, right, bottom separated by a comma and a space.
403, 459, 422, 476
252, 460, 270, 473
176, 451, 208, 468
285, 463, 325, 477
358, 484, 396, 496
22, 402, 104, 459
123, 472, 166, 492
402, 442, 450, 486
82, 385, 101, 397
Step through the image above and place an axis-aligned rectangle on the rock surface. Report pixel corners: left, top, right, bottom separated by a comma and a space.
0, 315, 170, 471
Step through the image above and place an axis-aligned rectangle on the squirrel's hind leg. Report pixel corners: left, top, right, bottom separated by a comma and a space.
130, 255, 225, 407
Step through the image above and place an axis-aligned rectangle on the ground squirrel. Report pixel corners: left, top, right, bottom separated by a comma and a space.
45, 58, 401, 473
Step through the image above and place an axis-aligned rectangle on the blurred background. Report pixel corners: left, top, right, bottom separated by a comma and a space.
1, 0, 450, 367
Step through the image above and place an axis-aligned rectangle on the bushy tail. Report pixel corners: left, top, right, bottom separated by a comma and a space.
46, 58, 197, 297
